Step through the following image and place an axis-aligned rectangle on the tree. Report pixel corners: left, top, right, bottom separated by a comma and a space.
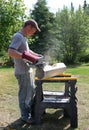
29, 0, 55, 54
0, 0, 26, 53
54, 5, 89, 64
55, 7, 73, 64
83, 0, 87, 10
83, 0, 89, 15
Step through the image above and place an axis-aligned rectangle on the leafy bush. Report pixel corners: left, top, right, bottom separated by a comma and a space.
79, 53, 89, 63
0, 51, 13, 66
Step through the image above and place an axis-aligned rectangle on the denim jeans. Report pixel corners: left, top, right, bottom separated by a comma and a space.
15, 72, 35, 120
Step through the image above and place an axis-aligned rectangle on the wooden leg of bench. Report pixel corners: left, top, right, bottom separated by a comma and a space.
63, 108, 70, 118
69, 80, 78, 128
34, 107, 45, 125
70, 104, 78, 128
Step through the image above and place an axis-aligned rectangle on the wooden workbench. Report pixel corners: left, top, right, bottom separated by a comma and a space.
33, 73, 78, 128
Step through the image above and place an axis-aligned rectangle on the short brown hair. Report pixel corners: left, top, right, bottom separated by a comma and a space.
23, 19, 41, 32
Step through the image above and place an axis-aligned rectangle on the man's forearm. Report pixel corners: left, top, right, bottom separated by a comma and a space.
29, 49, 41, 56
8, 48, 22, 59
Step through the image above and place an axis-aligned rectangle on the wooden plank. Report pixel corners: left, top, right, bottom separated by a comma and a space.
43, 97, 70, 103
43, 91, 64, 96
35, 77, 77, 81
56, 73, 72, 77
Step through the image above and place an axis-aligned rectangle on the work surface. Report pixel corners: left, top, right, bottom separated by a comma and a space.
35, 73, 77, 80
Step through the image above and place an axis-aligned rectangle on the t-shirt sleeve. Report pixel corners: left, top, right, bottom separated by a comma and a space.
9, 35, 22, 50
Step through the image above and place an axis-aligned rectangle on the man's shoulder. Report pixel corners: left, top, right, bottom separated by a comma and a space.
13, 32, 24, 39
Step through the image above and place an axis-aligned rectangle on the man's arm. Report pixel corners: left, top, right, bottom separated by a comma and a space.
8, 48, 43, 64
29, 50, 42, 57
8, 48, 22, 59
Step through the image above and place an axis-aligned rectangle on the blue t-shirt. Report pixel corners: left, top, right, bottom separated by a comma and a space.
9, 32, 32, 74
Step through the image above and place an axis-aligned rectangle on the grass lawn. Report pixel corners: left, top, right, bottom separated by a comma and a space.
0, 63, 89, 130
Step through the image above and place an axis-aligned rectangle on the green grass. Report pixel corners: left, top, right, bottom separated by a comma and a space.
0, 64, 89, 130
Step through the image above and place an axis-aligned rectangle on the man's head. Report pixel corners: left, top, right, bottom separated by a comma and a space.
22, 19, 41, 36
24, 19, 41, 32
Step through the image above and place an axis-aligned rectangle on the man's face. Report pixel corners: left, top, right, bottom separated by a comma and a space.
25, 25, 37, 36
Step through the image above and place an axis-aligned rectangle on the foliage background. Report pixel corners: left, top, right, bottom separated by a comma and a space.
0, 0, 89, 65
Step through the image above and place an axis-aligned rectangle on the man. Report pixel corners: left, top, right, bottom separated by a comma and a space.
8, 19, 42, 123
